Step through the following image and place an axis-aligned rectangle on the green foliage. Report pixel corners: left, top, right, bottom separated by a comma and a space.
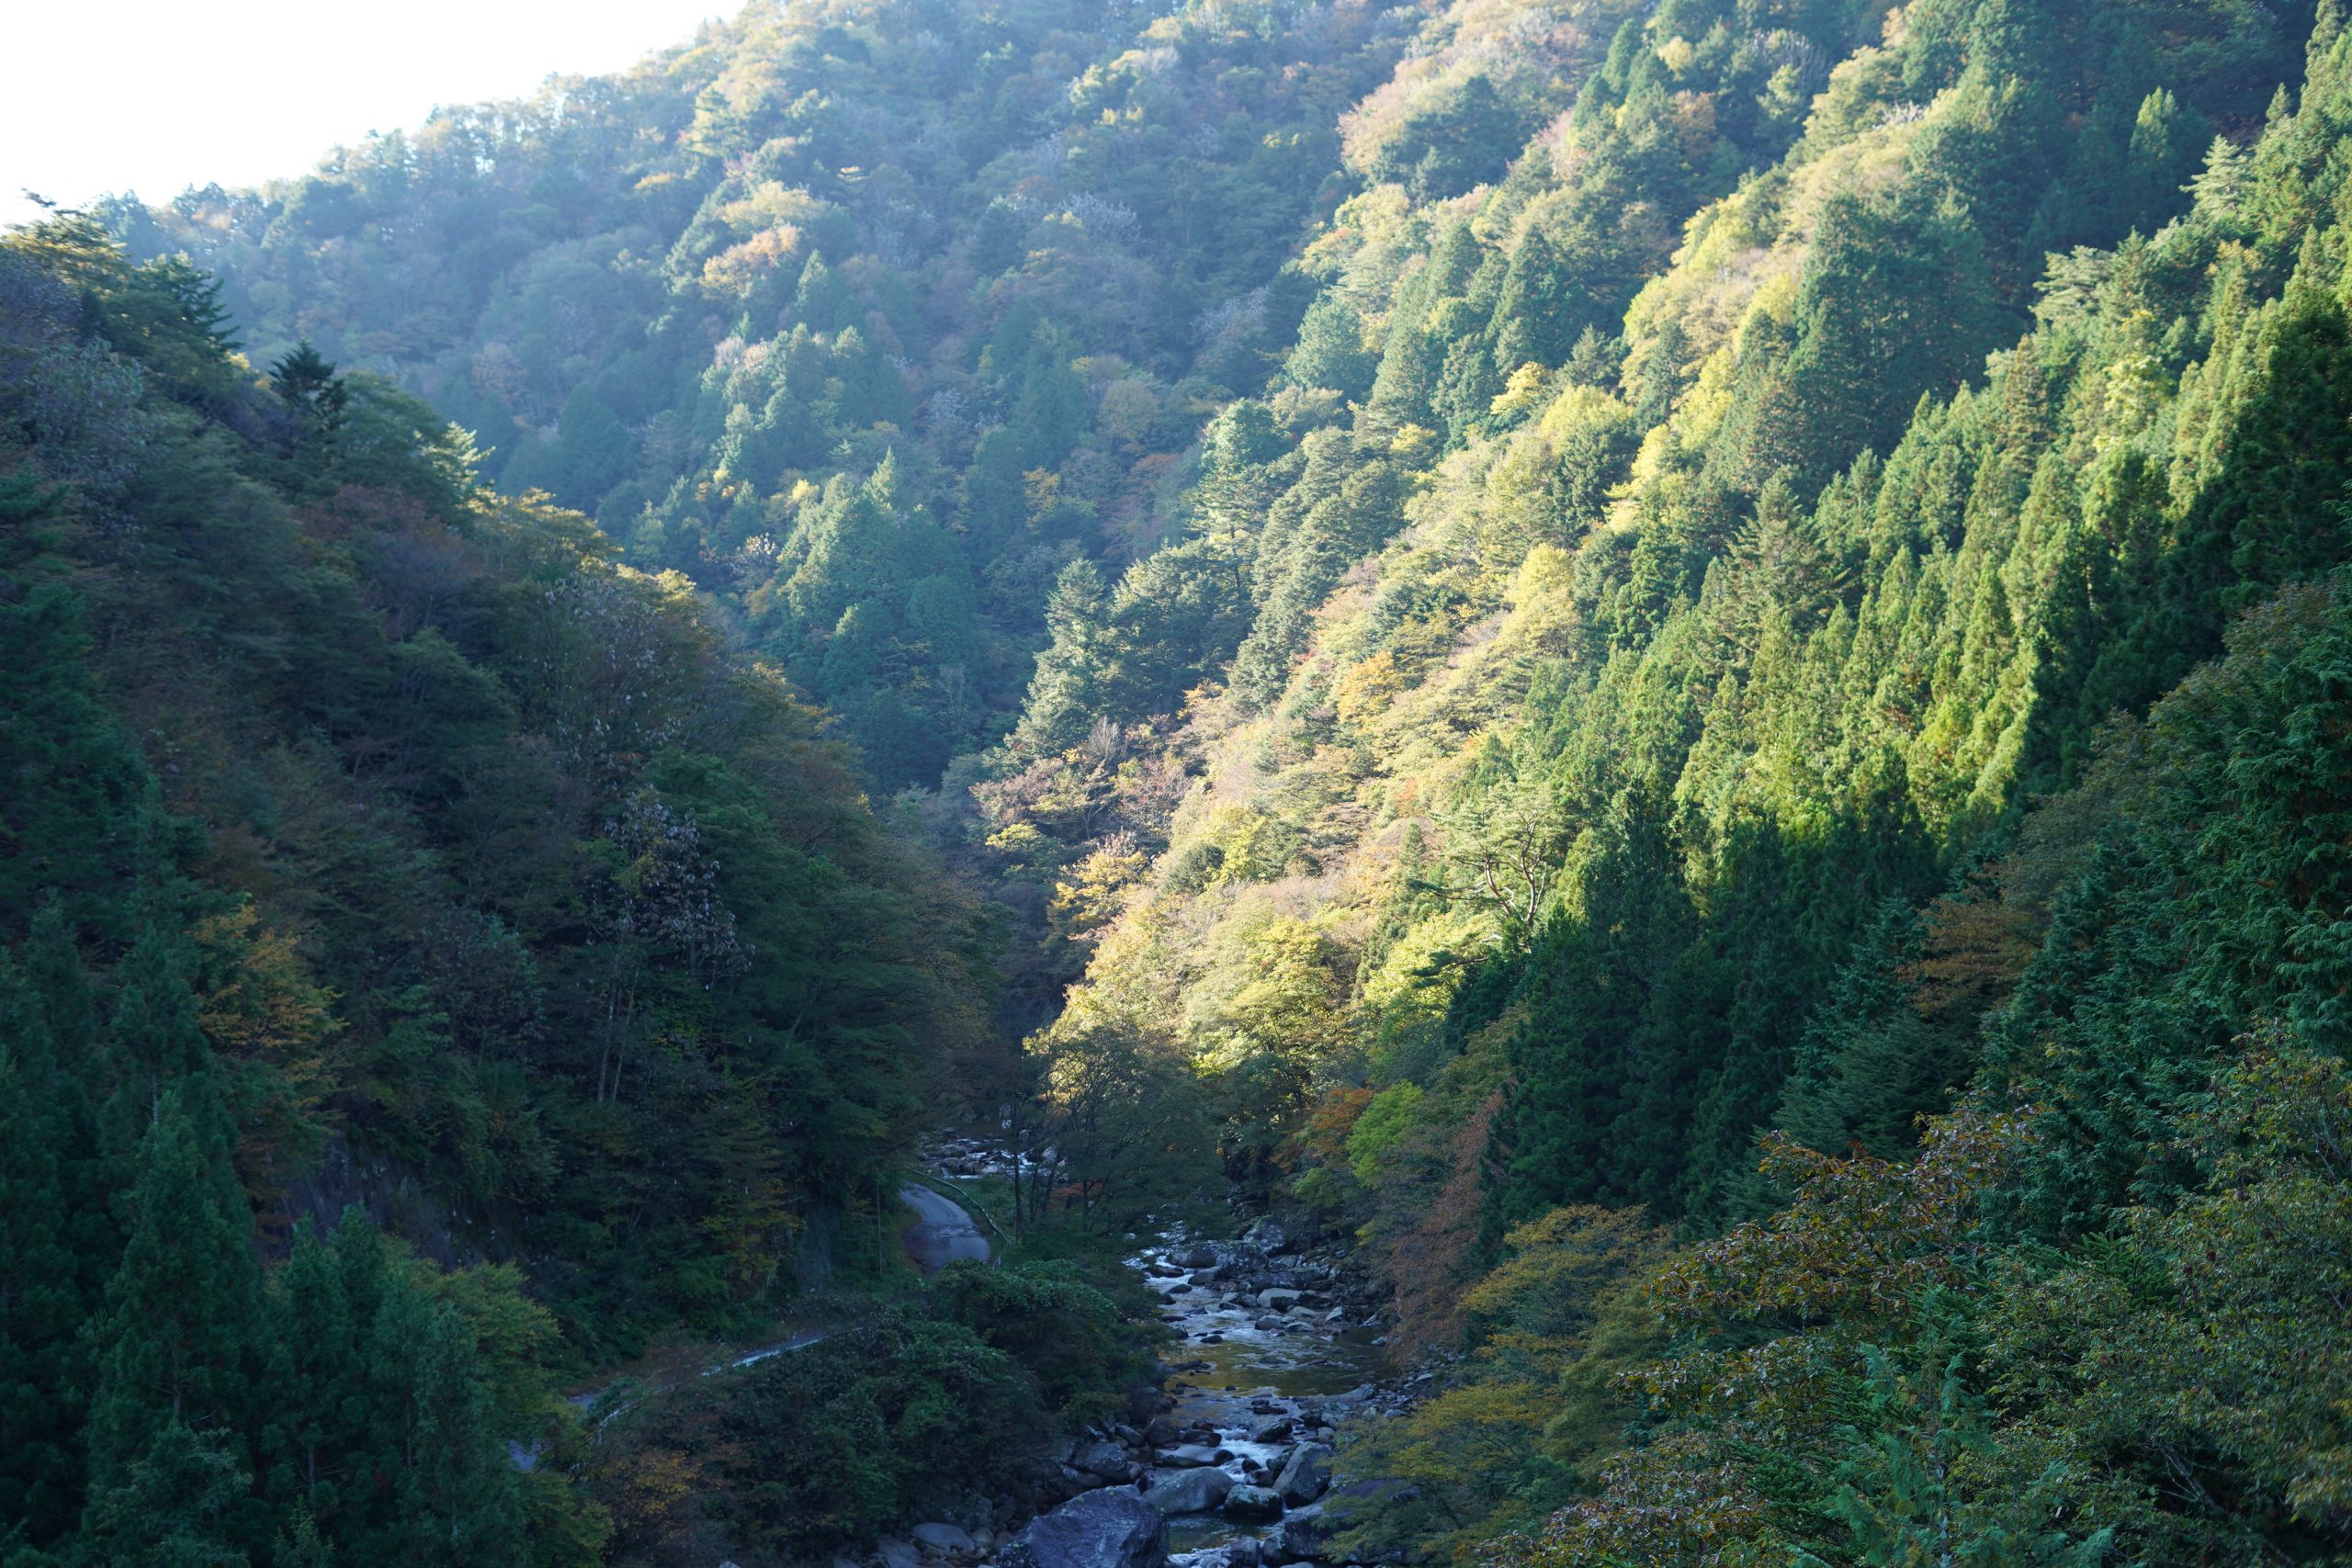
1986, 1042, 2352, 1562
1329, 1206, 1668, 1562
926, 1259, 1144, 1426
123, 0, 1414, 798
956, 6, 2352, 1565
26, 0, 2352, 1562
83, 1092, 259, 1504
0, 197, 968, 1562
0, 1021, 83, 1546
594, 1306, 1046, 1561
588, 1255, 1143, 1560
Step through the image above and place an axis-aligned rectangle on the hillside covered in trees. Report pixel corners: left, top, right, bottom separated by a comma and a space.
8, 0, 2352, 1561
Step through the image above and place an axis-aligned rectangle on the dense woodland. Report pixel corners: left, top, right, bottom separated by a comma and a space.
6, 0, 2352, 1561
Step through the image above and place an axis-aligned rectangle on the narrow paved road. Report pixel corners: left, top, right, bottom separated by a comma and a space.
516, 1184, 992, 1469
900, 1182, 991, 1272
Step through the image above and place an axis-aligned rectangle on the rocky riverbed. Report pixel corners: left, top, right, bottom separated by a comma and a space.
1125, 1216, 1416, 1568
848, 1191, 1424, 1568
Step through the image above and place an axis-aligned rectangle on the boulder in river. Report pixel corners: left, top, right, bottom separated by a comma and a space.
1272, 1513, 1328, 1562
1256, 1289, 1302, 1312
1156, 1443, 1224, 1468
1240, 1219, 1291, 1254
1073, 1439, 1133, 1481
1001, 1491, 1170, 1568
1144, 1465, 1234, 1515
912, 1524, 977, 1555
1273, 1444, 1331, 1506
1222, 1485, 1284, 1524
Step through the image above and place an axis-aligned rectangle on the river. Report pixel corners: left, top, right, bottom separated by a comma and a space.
1127, 1233, 1392, 1561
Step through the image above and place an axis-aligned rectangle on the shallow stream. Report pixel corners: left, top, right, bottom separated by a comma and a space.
1129, 1237, 1390, 1559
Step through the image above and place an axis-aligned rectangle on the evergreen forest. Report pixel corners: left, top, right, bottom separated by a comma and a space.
7, 0, 2352, 1562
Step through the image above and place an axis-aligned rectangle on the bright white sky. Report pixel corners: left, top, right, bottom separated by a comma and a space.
1, 0, 734, 230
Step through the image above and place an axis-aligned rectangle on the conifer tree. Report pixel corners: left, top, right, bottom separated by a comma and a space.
80, 1418, 250, 1568
97, 913, 227, 1186
1492, 227, 1580, 373
18, 905, 118, 1327
83, 1091, 258, 1506
398, 1304, 524, 1561
270, 339, 348, 446
257, 1221, 361, 1540
0, 1027, 84, 1550
1005, 559, 1118, 761
792, 250, 854, 333
1285, 295, 1376, 399
1013, 340, 1090, 469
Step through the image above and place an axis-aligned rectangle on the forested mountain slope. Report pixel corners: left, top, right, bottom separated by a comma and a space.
993, 0, 2335, 1222
17, 0, 2352, 1561
0, 211, 1003, 1561
1002, 3, 2352, 1562
119, 0, 1412, 798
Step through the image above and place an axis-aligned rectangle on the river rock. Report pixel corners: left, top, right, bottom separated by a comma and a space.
1250, 1416, 1293, 1443
1222, 1485, 1284, 1523
878, 1540, 923, 1568
1073, 1440, 1133, 1481
1144, 1465, 1234, 1515
1175, 1245, 1218, 1269
1256, 1289, 1303, 1311
1156, 1444, 1223, 1468
913, 1524, 977, 1555
1273, 1444, 1331, 1506
1272, 1513, 1328, 1562
1001, 1491, 1170, 1568
1240, 1219, 1290, 1254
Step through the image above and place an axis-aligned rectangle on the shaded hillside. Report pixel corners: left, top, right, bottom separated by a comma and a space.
1, 208, 1003, 1561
